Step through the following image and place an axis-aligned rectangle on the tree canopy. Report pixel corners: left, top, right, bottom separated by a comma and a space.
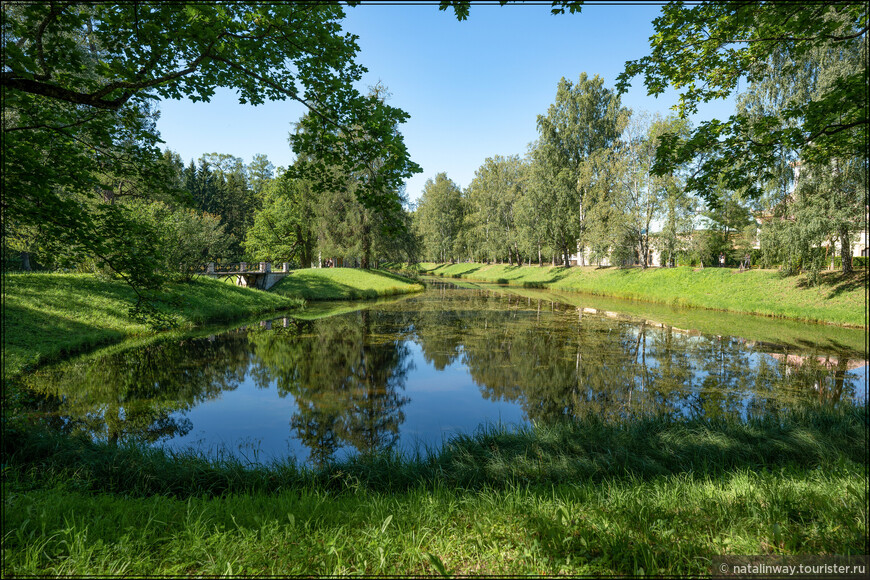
616, 1, 868, 204
2, 2, 419, 305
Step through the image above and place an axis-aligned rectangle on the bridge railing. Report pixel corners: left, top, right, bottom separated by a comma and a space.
202, 262, 291, 274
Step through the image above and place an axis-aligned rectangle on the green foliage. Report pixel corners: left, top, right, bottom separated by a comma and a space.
617, 2, 868, 204
289, 87, 422, 241
128, 201, 233, 282
244, 174, 316, 267
182, 156, 258, 261
285, 84, 419, 268
848, 256, 867, 269
535, 73, 628, 266
2, 2, 419, 301
465, 155, 527, 264
414, 173, 465, 263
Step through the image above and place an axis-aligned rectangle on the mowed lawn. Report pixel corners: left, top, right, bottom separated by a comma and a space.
419, 263, 867, 327
270, 267, 424, 301
2, 273, 303, 378
3, 269, 423, 379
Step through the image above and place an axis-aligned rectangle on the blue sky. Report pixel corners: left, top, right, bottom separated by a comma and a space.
155, 2, 736, 204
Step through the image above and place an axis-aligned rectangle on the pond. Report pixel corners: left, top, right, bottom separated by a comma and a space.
19, 279, 867, 467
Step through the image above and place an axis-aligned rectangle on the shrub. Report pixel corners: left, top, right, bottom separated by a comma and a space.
129, 201, 233, 282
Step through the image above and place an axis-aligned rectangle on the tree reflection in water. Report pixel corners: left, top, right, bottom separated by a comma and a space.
20, 331, 254, 445
17, 282, 865, 464
248, 310, 412, 466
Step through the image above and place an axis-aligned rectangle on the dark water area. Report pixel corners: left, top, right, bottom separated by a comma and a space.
19, 281, 867, 467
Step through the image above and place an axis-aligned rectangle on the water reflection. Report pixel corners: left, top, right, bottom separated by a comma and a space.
248, 311, 412, 465
20, 332, 253, 444
19, 282, 866, 465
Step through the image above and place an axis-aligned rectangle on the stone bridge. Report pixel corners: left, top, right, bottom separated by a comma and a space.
204, 261, 290, 290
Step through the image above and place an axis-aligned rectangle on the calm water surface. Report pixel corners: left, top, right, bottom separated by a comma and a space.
22, 280, 867, 466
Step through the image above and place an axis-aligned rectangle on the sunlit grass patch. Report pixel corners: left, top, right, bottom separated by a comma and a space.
270, 267, 423, 301
418, 263, 866, 327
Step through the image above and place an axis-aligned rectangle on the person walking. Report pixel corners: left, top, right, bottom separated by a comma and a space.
719, 253, 725, 268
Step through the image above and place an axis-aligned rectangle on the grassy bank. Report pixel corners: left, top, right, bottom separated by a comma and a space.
2, 273, 303, 379
420, 263, 867, 327
4, 404, 866, 576
270, 267, 424, 301
462, 281, 869, 356
2, 268, 422, 379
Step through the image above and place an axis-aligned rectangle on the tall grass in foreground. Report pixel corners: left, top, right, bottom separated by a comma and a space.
3, 404, 867, 576
4, 467, 864, 576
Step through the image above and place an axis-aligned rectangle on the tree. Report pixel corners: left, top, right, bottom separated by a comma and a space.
127, 201, 233, 282
414, 173, 464, 263
247, 153, 275, 200
578, 147, 626, 266
763, 157, 867, 279
616, 2, 868, 205
288, 83, 422, 241
466, 155, 526, 264
534, 73, 627, 266
735, 16, 868, 275
657, 178, 694, 268
514, 153, 552, 267
243, 173, 316, 267
3, 3, 419, 309
618, 113, 692, 268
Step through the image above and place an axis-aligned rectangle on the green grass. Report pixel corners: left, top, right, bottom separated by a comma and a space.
2, 269, 423, 380
3, 268, 865, 576
3, 404, 867, 576
288, 293, 418, 321
455, 281, 868, 355
2, 273, 303, 379
419, 263, 868, 328
270, 267, 424, 301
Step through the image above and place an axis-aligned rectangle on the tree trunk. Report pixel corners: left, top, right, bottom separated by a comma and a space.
361, 218, 371, 269
840, 227, 852, 274
21, 251, 32, 271
640, 235, 648, 269
538, 243, 542, 267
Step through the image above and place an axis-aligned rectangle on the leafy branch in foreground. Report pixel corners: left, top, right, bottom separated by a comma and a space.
615, 1, 868, 205
2, 2, 419, 316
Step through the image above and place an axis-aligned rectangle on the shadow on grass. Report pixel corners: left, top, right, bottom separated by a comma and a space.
371, 269, 419, 285
791, 270, 867, 299
824, 271, 868, 299
3, 301, 128, 376
274, 275, 376, 300
272, 272, 420, 302
451, 266, 482, 276
5, 403, 865, 500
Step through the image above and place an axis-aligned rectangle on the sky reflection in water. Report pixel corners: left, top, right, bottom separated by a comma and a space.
22, 281, 867, 466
